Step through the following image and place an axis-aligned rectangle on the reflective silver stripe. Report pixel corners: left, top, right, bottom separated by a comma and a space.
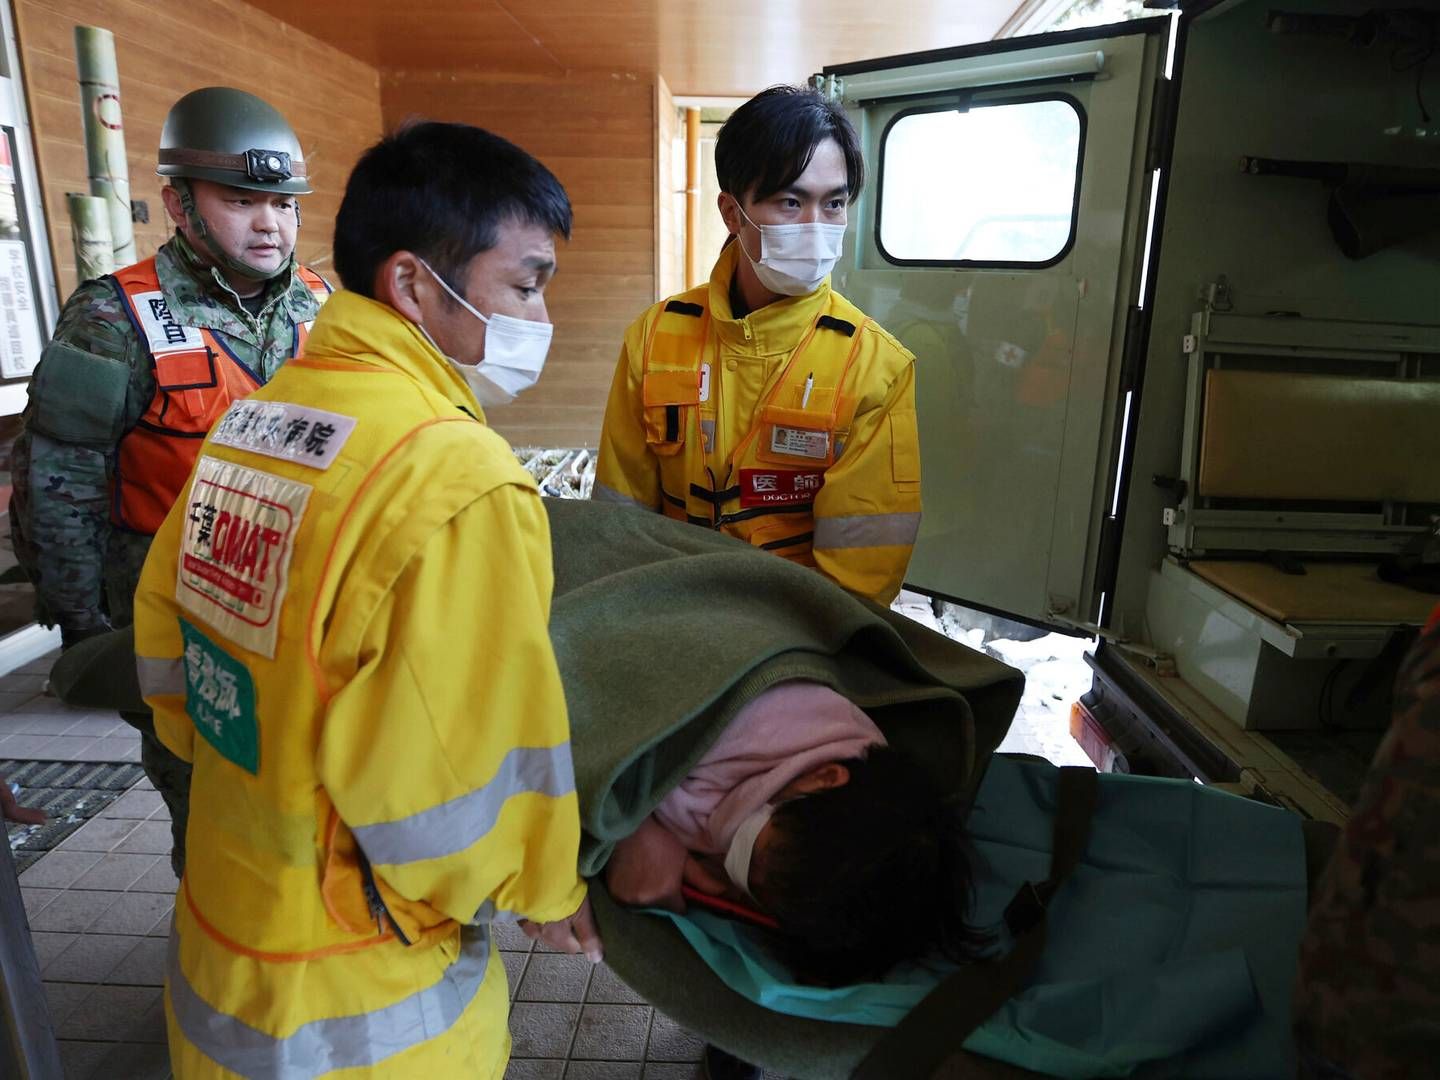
813, 512, 922, 550
168, 922, 491, 1079
591, 482, 654, 511
136, 656, 186, 697
469, 899, 520, 926
353, 744, 575, 866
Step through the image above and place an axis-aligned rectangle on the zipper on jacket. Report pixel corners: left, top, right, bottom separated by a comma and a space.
357, 849, 412, 946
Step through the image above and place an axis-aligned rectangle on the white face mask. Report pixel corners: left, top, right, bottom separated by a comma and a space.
418, 258, 553, 407
723, 803, 775, 901
736, 203, 846, 297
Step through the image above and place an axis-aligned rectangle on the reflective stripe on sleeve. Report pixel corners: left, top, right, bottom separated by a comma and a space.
352, 743, 576, 866
591, 482, 655, 511
469, 899, 520, 926
167, 922, 491, 1078
136, 656, 186, 698
813, 512, 922, 550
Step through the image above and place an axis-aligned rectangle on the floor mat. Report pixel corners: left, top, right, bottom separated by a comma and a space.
3, 759, 145, 873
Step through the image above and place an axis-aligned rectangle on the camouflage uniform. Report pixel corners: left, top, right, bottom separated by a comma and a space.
1293, 605, 1440, 1079
9, 232, 323, 874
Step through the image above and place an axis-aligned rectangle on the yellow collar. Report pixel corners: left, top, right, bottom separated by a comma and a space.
705, 242, 832, 356
301, 290, 485, 420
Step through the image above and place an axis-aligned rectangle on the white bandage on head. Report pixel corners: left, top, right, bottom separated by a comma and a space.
723, 803, 775, 901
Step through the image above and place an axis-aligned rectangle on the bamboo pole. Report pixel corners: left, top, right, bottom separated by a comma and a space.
68, 193, 114, 281
74, 27, 134, 266
685, 107, 701, 290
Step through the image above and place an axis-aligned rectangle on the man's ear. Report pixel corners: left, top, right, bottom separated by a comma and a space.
717, 191, 743, 237
160, 185, 186, 229
373, 251, 427, 324
776, 762, 851, 802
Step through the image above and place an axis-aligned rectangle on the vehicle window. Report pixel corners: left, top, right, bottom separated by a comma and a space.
877, 97, 1084, 267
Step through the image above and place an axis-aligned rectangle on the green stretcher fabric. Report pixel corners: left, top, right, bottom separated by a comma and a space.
647, 755, 1307, 1078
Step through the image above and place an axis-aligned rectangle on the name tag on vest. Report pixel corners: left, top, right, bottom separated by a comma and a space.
177, 456, 311, 660
740, 468, 824, 507
131, 290, 205, 355
212, 400, 356, 471
770, 426, 830, 461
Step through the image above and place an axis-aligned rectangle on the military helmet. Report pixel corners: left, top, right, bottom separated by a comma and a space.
157, 87, 311, 195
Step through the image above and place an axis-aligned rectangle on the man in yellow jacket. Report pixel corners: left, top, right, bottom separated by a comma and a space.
132, 122, 596, 1078
595, 86, 922, 606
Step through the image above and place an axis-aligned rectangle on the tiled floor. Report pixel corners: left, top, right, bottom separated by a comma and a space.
0, 656, 141, 764
16, 759, 176, 1079
2, 659, 765, 1080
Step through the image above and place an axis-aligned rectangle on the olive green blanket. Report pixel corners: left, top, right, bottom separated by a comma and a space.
547, 499, 1023, 1077
543, 499, 1023, 871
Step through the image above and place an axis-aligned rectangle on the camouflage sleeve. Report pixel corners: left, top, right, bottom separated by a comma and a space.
1293, 613, 1440, 1079
50, 278, 140, 358
23, 433, 113, 642
16, 281, 147, 644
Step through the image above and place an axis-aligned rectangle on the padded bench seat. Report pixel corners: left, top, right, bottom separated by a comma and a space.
1188, 560, 1435, 625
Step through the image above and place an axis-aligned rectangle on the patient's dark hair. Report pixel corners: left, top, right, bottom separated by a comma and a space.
755, 746, 989, 986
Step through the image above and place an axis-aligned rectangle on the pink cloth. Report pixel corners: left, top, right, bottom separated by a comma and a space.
652, 680, 886, 855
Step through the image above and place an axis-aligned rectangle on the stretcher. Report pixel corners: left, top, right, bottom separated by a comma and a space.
52, 499, 1309, 1079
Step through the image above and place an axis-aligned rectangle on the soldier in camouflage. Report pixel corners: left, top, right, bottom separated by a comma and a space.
8, 87, 327, 876
1293, 603, 1440, 1078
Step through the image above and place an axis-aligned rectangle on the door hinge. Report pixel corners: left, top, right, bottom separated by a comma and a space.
1119, 304, 1147, 390
1144, 74, 1176, 173
1047, 610, 1120, 640
809, 73, 844, 103
1051, 613, 1175, 672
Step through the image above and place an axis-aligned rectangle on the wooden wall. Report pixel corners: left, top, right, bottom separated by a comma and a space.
14, 0, 383, 297
14, 2, 661, 449
382, 72, 657, 448
655, 77, 685, 303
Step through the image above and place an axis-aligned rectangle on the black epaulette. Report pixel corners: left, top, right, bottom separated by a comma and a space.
817, 315, 856, 337
664, 300, 704, 317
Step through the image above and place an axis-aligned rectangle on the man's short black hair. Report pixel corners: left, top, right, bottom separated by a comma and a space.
715, 86, 865, 205
334, 121, 572, 297
757, 746, 989, 986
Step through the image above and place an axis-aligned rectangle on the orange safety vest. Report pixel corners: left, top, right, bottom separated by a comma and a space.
641, 292, 871, 562
109, 258, 329, 534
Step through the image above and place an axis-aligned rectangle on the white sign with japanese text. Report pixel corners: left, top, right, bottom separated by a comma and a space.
176, 456, 312, 660
130, 289, 205, 356
0, 239, 43, 378
211, 399, 357, 471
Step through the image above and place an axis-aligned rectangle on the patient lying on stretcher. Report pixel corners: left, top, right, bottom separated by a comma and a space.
603, 680, 990, 986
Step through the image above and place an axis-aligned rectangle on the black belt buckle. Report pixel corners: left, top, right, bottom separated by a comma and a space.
1003, 880, 1050, 936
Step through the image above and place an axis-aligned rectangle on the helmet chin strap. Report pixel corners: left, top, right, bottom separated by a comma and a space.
171, 178, 290, 284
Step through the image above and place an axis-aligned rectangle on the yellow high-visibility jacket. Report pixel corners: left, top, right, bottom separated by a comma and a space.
133, 289, 586, 1079
595, 242, 921, 605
